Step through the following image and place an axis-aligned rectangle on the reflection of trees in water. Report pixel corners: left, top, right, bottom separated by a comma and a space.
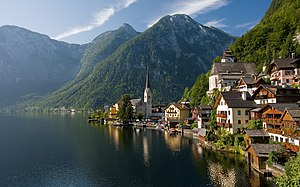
198, 148, 275, 187
208, 163, 237, 187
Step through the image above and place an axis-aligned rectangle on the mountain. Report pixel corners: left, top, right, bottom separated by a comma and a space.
77, 23, 139, 79
0, 25, 85, 108
230, 0, 300, 71
33, 14, 236, 110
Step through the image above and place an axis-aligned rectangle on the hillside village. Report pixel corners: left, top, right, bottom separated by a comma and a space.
98, 50, 300, 176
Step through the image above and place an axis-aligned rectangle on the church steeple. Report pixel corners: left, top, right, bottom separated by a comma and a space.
144, 67, 152, 118
146, 67, 150, 89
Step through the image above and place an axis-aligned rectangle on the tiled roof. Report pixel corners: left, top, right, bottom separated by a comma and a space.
130, 99, 142, 106
245, 129, 269, 137
250, 144, 282, 157
211, 62, 257, 75
198, 105, 212, 110
168, 102, 189, 110
271, 58, 295, 70
221, 91, 257, 108
269, 103, 300, 113
288, 109, 300, 121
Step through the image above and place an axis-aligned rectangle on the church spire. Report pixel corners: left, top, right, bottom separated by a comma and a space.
146, 66, 150, 89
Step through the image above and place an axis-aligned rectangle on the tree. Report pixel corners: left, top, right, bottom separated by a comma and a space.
117, 94, 134, 124
137, 113, 143, 121
247, 119, 263, 129
276, 152, 300, 187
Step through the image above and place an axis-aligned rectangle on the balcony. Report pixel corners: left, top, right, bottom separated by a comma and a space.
263, 119, 281, 125
270, 76, 279, 81
216, 113, 227, 118
267, 128, 283, 135
282, 128, 300, 137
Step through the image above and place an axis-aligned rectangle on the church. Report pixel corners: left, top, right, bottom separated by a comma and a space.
130, 68, 152, 119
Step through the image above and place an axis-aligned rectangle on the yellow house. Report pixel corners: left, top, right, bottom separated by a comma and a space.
165, 102, 190, 128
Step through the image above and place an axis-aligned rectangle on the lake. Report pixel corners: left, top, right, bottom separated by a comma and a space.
0, 113, 275, 186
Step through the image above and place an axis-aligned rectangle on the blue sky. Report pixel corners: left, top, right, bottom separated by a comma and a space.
0, 0, 272, 44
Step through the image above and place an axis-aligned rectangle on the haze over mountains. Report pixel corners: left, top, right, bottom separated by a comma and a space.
0, 14, 235, 110
0, 25, 85, 108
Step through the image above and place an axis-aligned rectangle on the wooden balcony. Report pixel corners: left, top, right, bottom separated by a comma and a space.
216, 113, 227, 118
267, 128, 283, 135
217, 122, 232, 128
283, 128, 300, 137
263, 119, 281, 125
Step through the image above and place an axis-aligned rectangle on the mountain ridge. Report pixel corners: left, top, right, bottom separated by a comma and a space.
32, 14, 235, 110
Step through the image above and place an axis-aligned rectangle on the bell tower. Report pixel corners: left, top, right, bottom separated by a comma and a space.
144, 67, 152, 118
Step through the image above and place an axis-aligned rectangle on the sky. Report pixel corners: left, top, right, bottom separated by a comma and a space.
0, 0, 272, 44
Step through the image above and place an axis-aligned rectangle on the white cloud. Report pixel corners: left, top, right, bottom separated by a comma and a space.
205, 18, 227, 28
235, 20, 258, 29
147, 0, 229, 28
54, 0, 136, 40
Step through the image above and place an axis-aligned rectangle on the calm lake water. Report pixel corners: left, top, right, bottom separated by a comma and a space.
0, 113, 275, 186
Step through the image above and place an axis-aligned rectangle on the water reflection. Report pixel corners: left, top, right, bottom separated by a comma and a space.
143, 136, 150, 167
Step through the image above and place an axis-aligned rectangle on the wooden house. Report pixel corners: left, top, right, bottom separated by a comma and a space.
246, 144, 282, 171
237, 76, 266, 96
245, 129, 270, 146
252, 84, 300, 105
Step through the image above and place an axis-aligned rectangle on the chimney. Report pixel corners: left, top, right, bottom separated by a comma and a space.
292, 53, 296, 59
241, 91, 247, 101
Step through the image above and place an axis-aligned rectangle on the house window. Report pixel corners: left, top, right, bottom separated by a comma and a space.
286, 79, 289, 83
237, 110, 241, 115
228, 111, 230, 115
285, 71, 290, 75
245, 110, 249, 115
238, 120, 241, 124
246, 120, 248, 124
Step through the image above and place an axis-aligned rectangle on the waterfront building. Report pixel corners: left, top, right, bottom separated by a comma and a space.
192, 105, 212, 129
214, 91, 257, 134
244, 129, 270, 146
246, 144, 282, 171
144, 67, 152, 118
164, 102, 190, 128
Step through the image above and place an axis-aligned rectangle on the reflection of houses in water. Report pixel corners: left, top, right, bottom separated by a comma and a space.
164, 132, 181, 151
108, 125, 120, 150
143, 136, 150, 167
208, 163, 237, 187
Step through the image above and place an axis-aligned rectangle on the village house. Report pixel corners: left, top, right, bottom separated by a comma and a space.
192, 105, 212, 129
215, 91, 257, 134
244, 129, 270, 146
246, 144, 282, 171
151, 105, 166, 121
291, 58, 300, 86
252, 84, 300, 105
269, 58, 299, 87
164, 102, 190, 128
130, 99, 144, 117
278, 108, 300, 152
208, 51, 257, 95
237, 76, 266, 96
